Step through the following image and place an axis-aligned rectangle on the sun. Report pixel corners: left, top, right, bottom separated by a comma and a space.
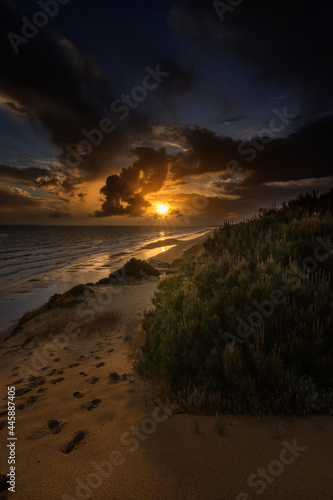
156, 204, 169, 215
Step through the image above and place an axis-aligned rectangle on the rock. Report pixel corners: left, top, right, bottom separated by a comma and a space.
96, 277, 110, 286
149, 259, 170, 269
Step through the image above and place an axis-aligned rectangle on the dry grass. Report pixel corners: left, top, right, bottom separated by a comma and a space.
55, 295, 83, 309
128, 323, 146, 362
79, 310, 120, 336
46, 315, 73, 337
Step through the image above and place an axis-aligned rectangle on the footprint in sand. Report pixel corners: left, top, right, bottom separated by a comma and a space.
26, 395, 38, 406
94, 362, 105, 368
69, 363, 80, 368
95, 356, 101, 360
13, 378, 23, 385
78, 355, 85, 361
17, 404, 25, 411
48, 420, 65, 434
73, 392, 84, 399
16, 387, 32, 397
107, 348, 115, 353
53, 358, 60, 363
28, 427, 50, 440
47, 369, 57, 377
27, 376, 45, 389
49, 377, 64, 385
79, 372, 87, 377
61, 430, 87, 454
109, 372, 128, 382
86, 376, 100, 384
0, 421, 5, 431
81, 399, 101, 411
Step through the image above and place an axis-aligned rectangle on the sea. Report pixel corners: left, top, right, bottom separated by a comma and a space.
0, 225, 212, 332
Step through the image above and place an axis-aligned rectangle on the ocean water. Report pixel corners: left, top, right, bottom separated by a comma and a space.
0, 225, 210, 332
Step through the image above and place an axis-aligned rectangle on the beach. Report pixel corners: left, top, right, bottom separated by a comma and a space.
0, 234, 332, 500
0, 225, 211, 334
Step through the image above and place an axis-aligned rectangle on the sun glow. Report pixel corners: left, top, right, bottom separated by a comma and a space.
156, 204, 169, 215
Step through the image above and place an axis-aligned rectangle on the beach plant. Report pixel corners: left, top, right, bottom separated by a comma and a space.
136, 190, 333, 415
117, 258, 160, 279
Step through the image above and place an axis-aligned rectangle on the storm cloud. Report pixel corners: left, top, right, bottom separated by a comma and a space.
1, 0, 332, 223
169, 0, 333, 117
94, 147, 169, 217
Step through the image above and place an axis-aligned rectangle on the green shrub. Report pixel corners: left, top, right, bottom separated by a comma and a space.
136, 190, 333, 415
118, 258, 160, 279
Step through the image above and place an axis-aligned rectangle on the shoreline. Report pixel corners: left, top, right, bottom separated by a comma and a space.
0, 229, 212, 339
152, 232, 208, 264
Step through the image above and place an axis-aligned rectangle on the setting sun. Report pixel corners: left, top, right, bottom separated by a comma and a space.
156, 204, 169, 215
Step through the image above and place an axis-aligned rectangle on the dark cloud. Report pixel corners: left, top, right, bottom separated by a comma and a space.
169, 0, 333, 117
0, 1, 125, 184
170, 126, 238, 180
0, 187, 43, 209
0, 163, 85, 204
237, 114, 333, 188
94, 147, 169, 217
0, 1, 196, 205
169, 208, 183, 218
3, 101, 29, 115
168, 115, 333, 187
1, 0, 331, 224
78, 193, 87, 202
0, 165, 49, 186
155, 57, 195, 95
221, 115, 247, 124
35, 167, 84, 201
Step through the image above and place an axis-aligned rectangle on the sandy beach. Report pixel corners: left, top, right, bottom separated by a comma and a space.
0, 235, 332, 500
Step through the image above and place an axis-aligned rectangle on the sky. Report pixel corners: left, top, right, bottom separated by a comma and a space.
0, 0, 332, 226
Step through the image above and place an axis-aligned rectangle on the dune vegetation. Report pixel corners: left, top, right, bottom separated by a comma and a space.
136, 190, 333, 415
